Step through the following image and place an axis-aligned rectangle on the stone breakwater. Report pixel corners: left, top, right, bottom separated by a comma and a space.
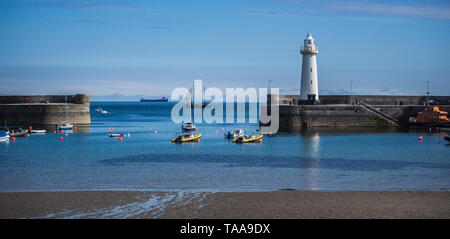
262, 95, 450, 131
0, 94, 91, 126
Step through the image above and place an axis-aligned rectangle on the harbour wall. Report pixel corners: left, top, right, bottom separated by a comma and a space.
0, 94, 91, 127
264, 95, 450, 131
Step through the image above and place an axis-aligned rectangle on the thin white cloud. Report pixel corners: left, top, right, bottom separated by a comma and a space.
327, 1, 450, 20
242, 1, 450, 20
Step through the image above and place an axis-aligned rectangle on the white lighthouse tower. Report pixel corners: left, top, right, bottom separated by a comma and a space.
300, 33, 319, 102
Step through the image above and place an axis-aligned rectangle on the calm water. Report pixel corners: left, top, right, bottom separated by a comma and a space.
0, 102, 449, 192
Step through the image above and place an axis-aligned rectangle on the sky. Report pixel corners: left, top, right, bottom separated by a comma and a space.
0, 0, 449, 100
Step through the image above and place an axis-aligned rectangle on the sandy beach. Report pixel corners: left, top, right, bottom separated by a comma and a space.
0, 190, 448, 219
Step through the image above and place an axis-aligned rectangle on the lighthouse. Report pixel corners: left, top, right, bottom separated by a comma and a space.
300, 33, 319, 102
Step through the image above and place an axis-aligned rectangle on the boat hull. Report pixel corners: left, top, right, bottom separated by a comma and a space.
233, 134, 263, 144
171, 133, 202, 143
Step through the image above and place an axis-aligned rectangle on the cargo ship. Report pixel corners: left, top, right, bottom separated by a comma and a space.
140, 97, 168, 102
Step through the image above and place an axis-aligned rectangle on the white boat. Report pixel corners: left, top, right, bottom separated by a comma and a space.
30, 129, 47, 134
182, 123, 197, 132
58, 123, 73, 130
225, 128, 245, 139
95, 107, 108, 114
58, 96, 73, 130
0, 130, 10, 142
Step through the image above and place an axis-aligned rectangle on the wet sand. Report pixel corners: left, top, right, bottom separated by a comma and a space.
0, 190, 448, 219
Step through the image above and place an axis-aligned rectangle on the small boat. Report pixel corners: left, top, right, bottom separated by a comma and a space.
58, 123, 73, 130
95, 107, 108, 114
9, 129, 29, 137
30, 129, 46, 134
444, 135, 450, 142
108, 133, 124, 137
225, 129, 245, 139
0, 130, 9, 142
232, 134, 263, 144
171, 133, 202, 143
182, 123, 197, 132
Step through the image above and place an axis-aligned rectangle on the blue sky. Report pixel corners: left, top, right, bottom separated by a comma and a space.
0, 0, 449, 100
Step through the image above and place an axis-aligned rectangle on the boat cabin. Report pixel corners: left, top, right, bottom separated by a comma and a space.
410, 106, 449, 123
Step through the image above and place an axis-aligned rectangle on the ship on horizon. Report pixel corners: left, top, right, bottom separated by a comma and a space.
140, 96, 168, 102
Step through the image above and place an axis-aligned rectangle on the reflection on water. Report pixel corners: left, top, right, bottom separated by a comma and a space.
302, 133, 320, 190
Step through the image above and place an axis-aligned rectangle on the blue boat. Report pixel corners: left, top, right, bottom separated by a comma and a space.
58, 123, 73, 130
0, 130, 9, 142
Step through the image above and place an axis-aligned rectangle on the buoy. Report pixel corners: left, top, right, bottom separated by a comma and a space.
61, 130, 64, 134
155, 130, 157, 134
197, 139, 200, 142
29, 126, 32, 131
216, 131, 218, 134
259, 139, 262, 143
59, 137, 63, 141
65, 133, 68, 136
119, 137, 123, 142
12, 137, 16, 142
74, 126, 77, 130
418, 136, 423, 141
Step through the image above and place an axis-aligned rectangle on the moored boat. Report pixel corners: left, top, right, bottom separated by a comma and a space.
0, 130, 9, 142
232, 134, 263, 144
171, 133, 202, 143
182, 123, 197, 132
444, 135, 450, 142
58, 123, 73, 130
225, 128, 245, 139
30, 129, 46, 134
9, 129, 29, 137
409, 106, 450, 128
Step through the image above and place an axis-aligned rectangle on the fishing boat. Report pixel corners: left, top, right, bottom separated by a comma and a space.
0, 130, 9, 142
140, 97, 168, 102
95, 107, 108, 114
171, 132, 202, 143
225, 129, 245, 139
182, 123, 197, 132
232, 134, 263, 144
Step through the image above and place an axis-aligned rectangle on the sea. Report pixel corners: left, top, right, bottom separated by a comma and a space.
0, 102, 449, 192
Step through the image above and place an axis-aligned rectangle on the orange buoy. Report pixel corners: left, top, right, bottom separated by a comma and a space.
119, 137, 123, 142
59, 137, 63, 141
12, 137, 16, 142
197, 139, 200, 142
418, 136, 423, 141
29, 126, 32, 131
73, 126, 77, 130
61, 130, 64, 134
